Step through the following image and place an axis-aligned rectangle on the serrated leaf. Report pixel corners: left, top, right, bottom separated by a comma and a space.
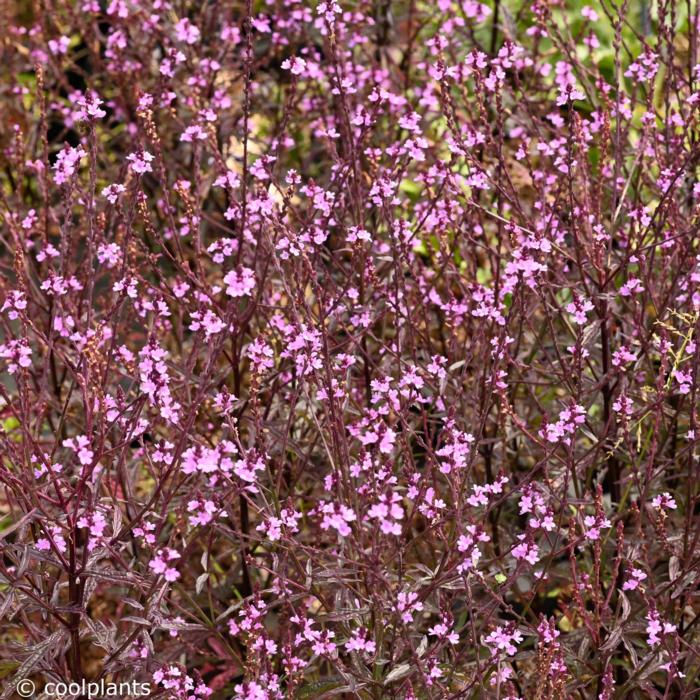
121, 616, 151, 626
0, 510, 36, 541
159, 620, 206, 632
384, 663, 411, 685
620, 590, 631, 622
669, 555, 680, 582
600, 626, 624, 653
83, 568, 145, 586
297, 676, 344, 700
111, 506, 122, 535
0, 630, 67, 700
16, 546, 30, 578
196, 572, 209, 594
0, 591, 17, 620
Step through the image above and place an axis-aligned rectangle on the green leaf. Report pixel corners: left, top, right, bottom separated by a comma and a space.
2, 417, 19, 432
297, 677, 346, 698
0, 661, 19, 680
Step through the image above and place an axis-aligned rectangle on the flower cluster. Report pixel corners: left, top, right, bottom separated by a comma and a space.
2, 0, 700, 696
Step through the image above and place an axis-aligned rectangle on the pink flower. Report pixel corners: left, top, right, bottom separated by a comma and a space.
457, 524, 491, 571
187, 499, 219, 527
75, 92, 106, 120
36, 526, 67, 553
646, 608, 676, 646
625, 50, 659, 83
149, 548, 181, 581
620, 277, 644, 297
542, 404, 586, 444
1, 339, 34, 372
397, 590, 424, 623
566, 295, 595, 325
651, 492, 677, 511
175, 18, 200, 44
190, 309, 226, 336
428, 620, 459, 644
281, 56, 307, 76
467, 475, 508, 507
126, 150, 154, 175
138, 342, 181, 423
612, 346, 638, 368
224, 267, 256, 298
345, 630, 376, 656
612, 394, 633, 417
318, 502, 356, 537
126, 151, 153, 175
367, 493, 404, 535
247, 337, 275, 373
674, 370, 692, 394
622, 567, 647, 591
48, 36, 70, 55
53, 145, 86, 184
153, 666, 211, 699
1, 291, 27, 320
512, 534, 539, 565
483, 624, 524, 657
77, 510, 108, 550
101, 183, 125, 203
583, 513, 611, 541
181, 124, 208, 142
257, 508, 301, 542
62, 435, 94, 466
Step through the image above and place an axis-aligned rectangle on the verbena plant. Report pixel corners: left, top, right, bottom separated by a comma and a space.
1, 0, 699, 698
